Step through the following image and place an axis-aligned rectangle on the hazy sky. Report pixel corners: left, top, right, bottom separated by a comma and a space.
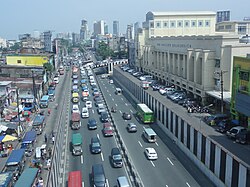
1, 0, 249, 40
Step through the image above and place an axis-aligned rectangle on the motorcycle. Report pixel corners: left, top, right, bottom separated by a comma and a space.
111, 107, 117, 113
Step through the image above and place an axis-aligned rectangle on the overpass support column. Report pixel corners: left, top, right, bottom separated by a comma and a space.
108, 63, 113, 75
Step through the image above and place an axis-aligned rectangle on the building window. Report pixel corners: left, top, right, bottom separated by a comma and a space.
155, 21, 161, 28
191, 20, 196, 27
239, 71, 249, 81
205, 20, 210, 27
184, 20, 190, 27
17, 60, 21, 63
163, 21, 168, 28
238, 25, 247, 34
170, 21, 176, 28
218, 25, 224, 30
225, 25, 232, 29
177, 21, 183, 27
198, 20, 203, 27
150, 22, 154, 28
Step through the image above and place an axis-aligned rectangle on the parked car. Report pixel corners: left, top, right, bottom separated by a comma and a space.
122, 112, 132, 120
216, 119, 239, 133
226, 126, 247, 139
127, 123, 137, 132
235, 130, 250, 144
145, 147, 158, 160
204, 114, 229, 126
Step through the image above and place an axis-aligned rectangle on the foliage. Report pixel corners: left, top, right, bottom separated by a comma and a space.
96, 41, 114, 60
43, 63, 54, 72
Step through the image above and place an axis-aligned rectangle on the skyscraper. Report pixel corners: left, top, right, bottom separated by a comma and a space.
113, 21, 119, 36
134, 22, 140, 37
80, 19, 89, 40
41, 31, 52, 52
93, 20, 105, 36
104, 23, 109, 35
126, 24, 133, 41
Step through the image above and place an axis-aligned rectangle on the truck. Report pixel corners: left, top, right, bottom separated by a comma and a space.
140, 81, 149, 89
4, 149, 25, 180
32, 115, 45, 135
71, 113, 81, 130
71, 133, 83, 156
48, 89, 55, 102
39, 95, 50, 108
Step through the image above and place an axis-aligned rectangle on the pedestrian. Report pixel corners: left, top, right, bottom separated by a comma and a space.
44, 134, 47, 143
48, 109, 51, 116
52, 136, 55, 144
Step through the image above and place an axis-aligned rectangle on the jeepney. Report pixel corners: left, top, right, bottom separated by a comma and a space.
71, 133, 83, 156
72, 93, 79, 103
32, 115, 45, 135
71, 113, 81, 130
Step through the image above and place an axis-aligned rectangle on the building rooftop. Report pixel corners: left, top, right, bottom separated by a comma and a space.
149, 11, 216, 17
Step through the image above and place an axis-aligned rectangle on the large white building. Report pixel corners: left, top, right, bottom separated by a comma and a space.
135, 11, 250, 104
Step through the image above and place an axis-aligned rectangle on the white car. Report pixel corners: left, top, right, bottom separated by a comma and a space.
85, 101, 92, 109
81, 107, 89, 118
72, 104, 80, 113
54, 77, 59, 84
145, 147, 158, 160
109, 79, 114, 84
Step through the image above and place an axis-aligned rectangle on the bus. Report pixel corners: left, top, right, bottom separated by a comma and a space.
136, 103, 154, 124
68, 170, 82, 187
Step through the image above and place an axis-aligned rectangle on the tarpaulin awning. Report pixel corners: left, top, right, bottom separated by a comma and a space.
1, 134, 18, 142
0, 135, 4, 142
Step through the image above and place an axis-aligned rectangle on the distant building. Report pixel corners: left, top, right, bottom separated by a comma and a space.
126, 24, 133, 41
0, 37, 7, 48
134, 22, 141, 38
104, 23, 109, 35
19, 34, 44, 49
80, 19, 89, 40
231, 55, 250, 128
216, 10, 230, 23
33, 30, 40, 39
113, 21, 119, 36
72, 32, 80, 46
93, 20, 105, 36
41, 31, 52, 52
6, 54, 50, 67
216, 20, 250, 35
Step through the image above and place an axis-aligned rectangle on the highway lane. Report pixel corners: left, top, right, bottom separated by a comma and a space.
97, 76, 213, 187
67, 68, 130, 187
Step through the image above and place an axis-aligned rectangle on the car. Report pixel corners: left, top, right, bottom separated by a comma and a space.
81, 107, 89, 118
109, 79, 114, 84
127, 123, 137, 132
72, 104, 80, 113
98, 104, 106, 114
102, 122, 113, 136
111, 148, 123, 168
122, 112, 132, 120
85, 100, 92, 109
90, 137, 101, 154
117, 176, 129, 187
204, 114, 229, 126
92, 164, 106, 187
88, 118, 97, 130
100, 112, 109, 122
73, 80, 78, 85
226, 126, 247, 139
216, 119, 239, 133
72, 74, 78, 79
53, 77, 59, 84
145, 147, 158, 160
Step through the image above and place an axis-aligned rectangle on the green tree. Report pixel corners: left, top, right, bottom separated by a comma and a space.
96, 41, 114, 60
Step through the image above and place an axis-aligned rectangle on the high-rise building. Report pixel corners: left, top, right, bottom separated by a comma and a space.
216, 11, 230, 23
134, 22, 140, 39
80, 19, 89, 40
113, 21, 119, 36
33, 30, 40, 39
72, 32, 80, 46
93, 20, 105, 36
126, 24, 133, 41
41, 31, 52, 52
104, 23, 109, 35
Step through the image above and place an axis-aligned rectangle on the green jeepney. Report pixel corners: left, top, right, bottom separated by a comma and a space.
72, 133, 82, 156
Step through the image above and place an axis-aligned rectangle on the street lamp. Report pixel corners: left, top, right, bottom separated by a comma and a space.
214, 70, 228, 114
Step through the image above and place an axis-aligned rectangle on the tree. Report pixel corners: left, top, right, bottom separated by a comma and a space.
96, 41, 114, 60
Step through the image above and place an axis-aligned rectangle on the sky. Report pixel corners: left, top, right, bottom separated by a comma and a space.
0, 0, 249, 40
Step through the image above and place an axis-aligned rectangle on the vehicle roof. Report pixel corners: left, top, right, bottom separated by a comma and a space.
33, 115, 45, 125
14, 168, 38, 187
137, 103, 153, 113
72, 133, 82, 145
22, 130, 37, 144
6, 149, 25, 165
144, 128, 156, 135
117, 176, 129, 187
145, 147, 156, 153
72, 93, 79, 97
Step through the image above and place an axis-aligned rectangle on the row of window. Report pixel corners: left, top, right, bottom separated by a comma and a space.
151, 20, 211, 29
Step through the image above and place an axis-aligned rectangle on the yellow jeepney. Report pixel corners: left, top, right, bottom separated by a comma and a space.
72, 93, 79, 103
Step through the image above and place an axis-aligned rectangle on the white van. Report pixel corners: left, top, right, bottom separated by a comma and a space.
143, 128, 157, 143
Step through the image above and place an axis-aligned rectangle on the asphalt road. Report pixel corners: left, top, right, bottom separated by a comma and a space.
66, 69, 130, 187
97, 76, 214, 187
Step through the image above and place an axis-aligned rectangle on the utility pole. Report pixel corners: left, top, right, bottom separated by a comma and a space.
32, 70, 37, 100
220, 70, 224, 114
16, 88, 21, 137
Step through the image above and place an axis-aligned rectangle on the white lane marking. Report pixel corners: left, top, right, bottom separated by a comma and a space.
138, 141, 143, 147
167, 157, 174, 165
130, 109, 133, 113
97, 134, 100, 139
150, 161, 155, 167
121, 98, 123, 100
142, 126, 146, 130
107, 90, 109, 92
80, 155, 84, 164
101, 152, 104, 161
112, 98, 114, 101
82, 182, 84, 187
109, 93, 111, 96
119, 110, 122, 114
155, 142, 159, 146
106, 179, 109, 187
125, 103, 128, 106
92, 109, 94, 114
115, 104, 118, 107
186, 182, 191, 187
166, 185, 168, 187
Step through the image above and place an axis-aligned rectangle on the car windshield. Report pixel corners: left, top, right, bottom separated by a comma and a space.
92, 142, 100, 147
113, 155, 122, 160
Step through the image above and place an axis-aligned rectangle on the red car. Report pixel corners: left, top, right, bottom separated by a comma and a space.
102, 123, 113, 137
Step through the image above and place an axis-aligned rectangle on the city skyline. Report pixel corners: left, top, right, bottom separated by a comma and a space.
0, 0, 249, 39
